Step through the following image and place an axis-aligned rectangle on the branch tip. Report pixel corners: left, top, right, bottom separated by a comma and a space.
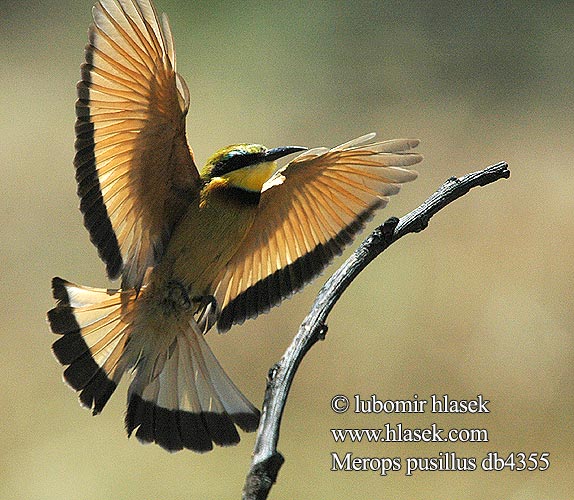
242, 160, 509, 499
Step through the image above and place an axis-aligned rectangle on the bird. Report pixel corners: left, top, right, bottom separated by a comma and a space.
47, 0, 422, 453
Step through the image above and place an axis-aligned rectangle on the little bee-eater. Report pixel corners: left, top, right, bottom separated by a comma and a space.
48, 0, 422, 452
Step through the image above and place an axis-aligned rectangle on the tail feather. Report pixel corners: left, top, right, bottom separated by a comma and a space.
126, 319, 260, 452
48, 277, 133, 414
190, 323, 261, 432
48, 277, 260, 453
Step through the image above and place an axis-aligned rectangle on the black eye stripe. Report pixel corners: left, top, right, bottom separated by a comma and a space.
210, 151, 266, 177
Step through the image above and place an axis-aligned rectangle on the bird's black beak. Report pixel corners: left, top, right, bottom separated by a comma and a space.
264, 146, 307, 162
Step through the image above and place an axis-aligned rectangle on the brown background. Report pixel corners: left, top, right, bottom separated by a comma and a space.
1, 0, 573, 498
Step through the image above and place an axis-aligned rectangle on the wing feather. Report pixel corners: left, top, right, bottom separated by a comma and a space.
213, 135, 422, 332
75, 0, 200, 288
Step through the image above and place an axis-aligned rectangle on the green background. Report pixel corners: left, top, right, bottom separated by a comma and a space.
1, 0, 573, 498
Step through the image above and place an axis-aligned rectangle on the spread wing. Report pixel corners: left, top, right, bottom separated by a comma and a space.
210, 134, 422, 332
75, 0, 200, 289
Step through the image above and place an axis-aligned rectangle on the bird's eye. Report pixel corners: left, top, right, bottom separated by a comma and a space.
213, 150, 265, 176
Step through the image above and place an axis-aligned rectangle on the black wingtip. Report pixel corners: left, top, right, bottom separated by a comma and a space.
217, 204, 378, 332
74, 52, 124, 281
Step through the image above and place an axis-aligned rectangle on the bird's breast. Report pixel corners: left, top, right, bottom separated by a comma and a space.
153, 185, 259, 295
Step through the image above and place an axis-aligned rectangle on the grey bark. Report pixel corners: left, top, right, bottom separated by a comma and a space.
242, 161, 510, 500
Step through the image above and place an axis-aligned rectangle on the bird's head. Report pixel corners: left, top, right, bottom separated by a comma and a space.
201, 144, 306, 193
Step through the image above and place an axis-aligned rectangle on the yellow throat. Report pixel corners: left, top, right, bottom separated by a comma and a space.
222, 160, 279, 192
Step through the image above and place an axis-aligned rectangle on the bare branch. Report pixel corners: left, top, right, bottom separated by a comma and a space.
242, 162, 510, 500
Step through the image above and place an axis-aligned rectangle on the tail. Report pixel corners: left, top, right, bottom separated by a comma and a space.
47, 277, 260, 452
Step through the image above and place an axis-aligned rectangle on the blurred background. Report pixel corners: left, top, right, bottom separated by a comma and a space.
1, 0, 573, 498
